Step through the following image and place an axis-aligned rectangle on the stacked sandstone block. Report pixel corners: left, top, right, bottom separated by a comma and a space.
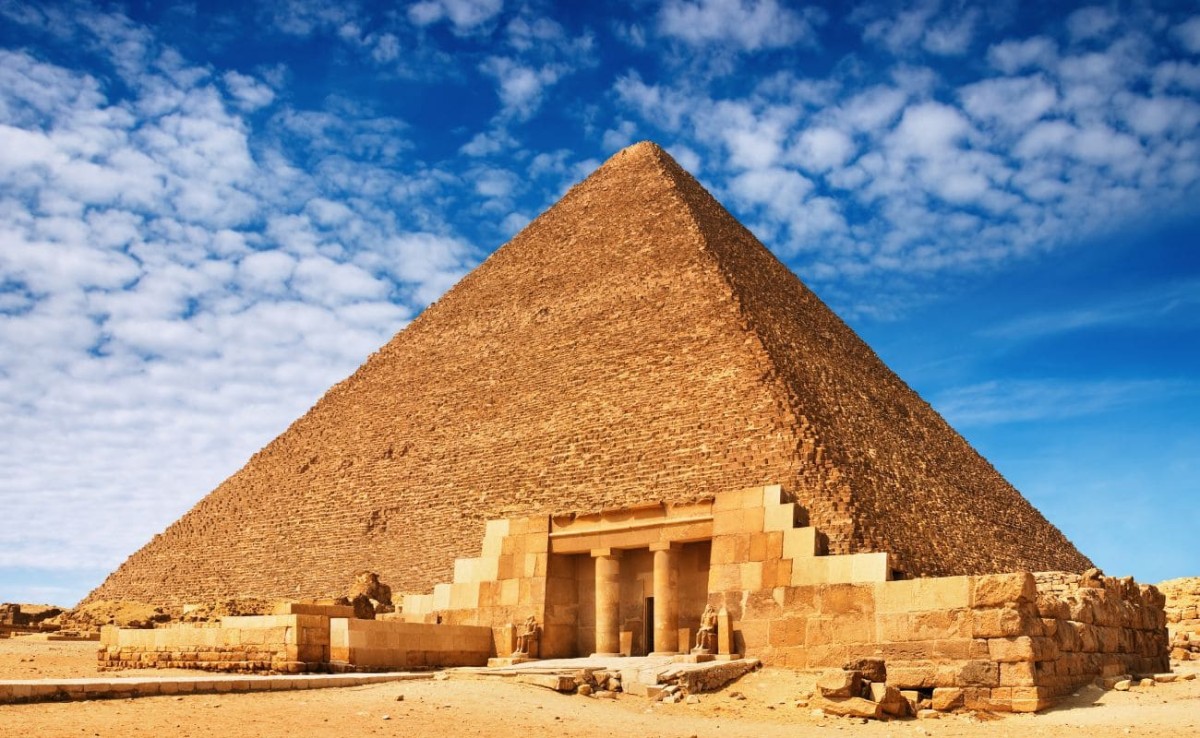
707, 485, 891, 592
1032, 572, 1169, 694
1159, 577, 1200, 662
328, 619, 492, 671
706, 486, 1168, 712
402, 514, 551, 657
97, 614, 332, 674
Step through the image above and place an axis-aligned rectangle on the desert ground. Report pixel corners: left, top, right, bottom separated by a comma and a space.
2, 637, 1197, 738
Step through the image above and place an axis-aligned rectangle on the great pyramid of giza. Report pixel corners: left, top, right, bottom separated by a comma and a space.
86, 142, 1090, 606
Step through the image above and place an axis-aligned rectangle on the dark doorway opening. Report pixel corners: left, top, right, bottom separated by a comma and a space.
644, 596, 655, 654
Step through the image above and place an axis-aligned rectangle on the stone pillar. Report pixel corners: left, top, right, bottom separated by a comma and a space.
592, 548, 622, 657
650, 542, 679, 655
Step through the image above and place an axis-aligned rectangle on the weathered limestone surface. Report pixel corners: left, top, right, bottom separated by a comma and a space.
1159, 577, 1200, 662
85, 142, 1090, 607
98, 614, 491, 674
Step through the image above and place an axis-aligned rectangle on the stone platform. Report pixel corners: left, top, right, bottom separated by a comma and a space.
0, 671, 431, 705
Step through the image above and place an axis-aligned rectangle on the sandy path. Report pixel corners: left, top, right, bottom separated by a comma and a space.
2, 638, 1198, 738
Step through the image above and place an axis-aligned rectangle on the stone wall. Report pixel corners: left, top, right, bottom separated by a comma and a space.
97, 614, 331, 673
717, 569, 1167, 712
86, 143, 1089, 608
1032, 572, 1169, 695
329, 619, 492, 670
1158, 577, 1200, 662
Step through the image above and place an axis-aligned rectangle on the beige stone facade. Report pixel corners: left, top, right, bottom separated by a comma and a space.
398, 484, 1167, 712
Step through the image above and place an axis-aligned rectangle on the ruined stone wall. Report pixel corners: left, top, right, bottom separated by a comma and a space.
1031, 572, 1169, 696
1159, 577, 1200, 662
719, 570, 1166, 712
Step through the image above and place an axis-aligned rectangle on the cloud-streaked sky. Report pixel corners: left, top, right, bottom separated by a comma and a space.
1, 0, 1197, 606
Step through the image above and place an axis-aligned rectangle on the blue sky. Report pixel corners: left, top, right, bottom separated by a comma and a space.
1, 0, 1197, 606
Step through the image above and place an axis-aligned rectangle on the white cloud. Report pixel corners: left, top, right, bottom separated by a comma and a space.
987, 36, 1058, 74
480, 56, 563, 120
890, 101, 972, 157
0, 8, 496, 593
602, 120, 638, 152
959, 75, 1058, 129
729, 167, 813, 217
461, 127, 517, 156
788, 126, 855, 172
222, 71, 275, 112
922, 8, 979, 56
666, 144, 702, 173
408, 0, 503, 34
266, 0, 358, 37
1172, 16, 1200, 54
1066, 6, 1119, 44
613, 73, 692, 132
835, 85, 909, 133
658, 0, 823, 51
935, 379, 1184, 427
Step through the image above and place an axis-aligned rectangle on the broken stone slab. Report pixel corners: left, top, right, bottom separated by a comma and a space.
816, 669, 862, 699
869, 683, 910, 717
811, 694, 883, 720
931, 687, 964, 711
513, 674, 576, 693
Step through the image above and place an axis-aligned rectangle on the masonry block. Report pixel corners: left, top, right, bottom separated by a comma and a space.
973, 573, 1037, 608
783, 527, 818, 559
876, 576, 972, 614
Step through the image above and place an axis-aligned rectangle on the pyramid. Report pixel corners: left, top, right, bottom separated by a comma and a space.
86, 142, 1090, 606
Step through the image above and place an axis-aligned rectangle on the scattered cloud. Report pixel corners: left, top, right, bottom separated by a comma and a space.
1066, 5, 1119, 44
934, 379, 1188, 427
1173, 15, 1200, 54
408, 0, 503, 34
982, 279, 1200, 340
480, 56, 564, 120
0, 6, 487, 581
657, 0, 824, 51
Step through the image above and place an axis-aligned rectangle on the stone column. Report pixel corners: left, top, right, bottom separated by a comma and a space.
649, 542, 679, 655
591, 548, 622, 657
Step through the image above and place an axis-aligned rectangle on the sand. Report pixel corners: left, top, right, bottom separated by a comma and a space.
2, 637, 1198, 738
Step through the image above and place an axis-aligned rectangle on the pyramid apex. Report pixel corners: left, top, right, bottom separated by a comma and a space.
609, 140, 677, 166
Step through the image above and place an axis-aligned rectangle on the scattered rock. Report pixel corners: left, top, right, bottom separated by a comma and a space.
577, 684, 593, 696
1138, 678, 1155, 688
395, 694, 404, 701
685, 695, 700, 705
1114, 680, 1132, 691
812, 695, 882, 720
843, 658, 887, 684
816, 669, 861, 699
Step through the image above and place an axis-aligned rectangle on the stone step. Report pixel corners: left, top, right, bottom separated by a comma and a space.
0, 671, 432, 705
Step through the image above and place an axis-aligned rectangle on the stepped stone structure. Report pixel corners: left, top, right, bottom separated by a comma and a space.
86, 141, 1091, 608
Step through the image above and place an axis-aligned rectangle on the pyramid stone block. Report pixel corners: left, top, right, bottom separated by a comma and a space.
85, 142, 1090, 606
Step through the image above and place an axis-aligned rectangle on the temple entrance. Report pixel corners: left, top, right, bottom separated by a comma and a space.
540, 539, 711, 658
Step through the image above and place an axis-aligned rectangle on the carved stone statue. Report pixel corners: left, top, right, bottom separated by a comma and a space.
693, 604, 717, 653
514, 615, 539, 657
